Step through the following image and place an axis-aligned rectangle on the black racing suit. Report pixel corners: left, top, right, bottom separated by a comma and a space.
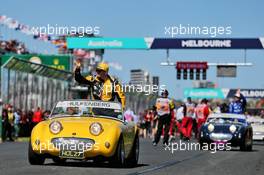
74, 68, 126, 108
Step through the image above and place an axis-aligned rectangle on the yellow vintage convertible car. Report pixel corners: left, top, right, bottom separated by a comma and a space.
28, 100, 139, 167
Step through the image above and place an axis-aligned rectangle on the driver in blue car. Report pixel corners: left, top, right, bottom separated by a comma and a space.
229, 89, 247, 114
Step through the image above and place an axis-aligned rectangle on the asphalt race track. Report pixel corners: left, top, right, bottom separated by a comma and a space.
0, 139, 264, 175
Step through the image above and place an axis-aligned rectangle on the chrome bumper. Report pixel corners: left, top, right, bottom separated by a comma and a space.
209, 133, 233, 142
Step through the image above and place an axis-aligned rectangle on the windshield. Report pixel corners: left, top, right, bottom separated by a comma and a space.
207, 117, 246, 124
51, 101, 123, 120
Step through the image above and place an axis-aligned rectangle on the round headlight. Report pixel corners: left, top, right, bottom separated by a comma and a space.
90, 122, 103, 136
49, 121, 62, 134
208, 124, 215, 132
229, 125, 237, 133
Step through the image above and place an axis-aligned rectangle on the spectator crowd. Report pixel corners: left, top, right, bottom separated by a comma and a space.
1, 104, 50, 141
0, 39, 29, 55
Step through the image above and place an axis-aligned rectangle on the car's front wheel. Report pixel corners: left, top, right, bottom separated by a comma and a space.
126, 134, 139, 167
240, 130, 253, 151
110, 136, 126, 167
28, 140, 45, 165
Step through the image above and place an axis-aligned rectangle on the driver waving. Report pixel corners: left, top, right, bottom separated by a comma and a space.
74, 61, 126, 109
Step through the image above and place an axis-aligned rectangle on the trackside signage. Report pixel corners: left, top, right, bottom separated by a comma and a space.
67, 37, 264, 49
150, 38, 264, 49
66, 37, 149, 49
185, 88, 264, 99
184, 88, 227, 99
227, 89, 264, 98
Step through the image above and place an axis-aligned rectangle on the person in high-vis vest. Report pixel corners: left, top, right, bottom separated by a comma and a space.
195, 98, 210, 135
153, 89, 174, 146
74, 61, 126, 109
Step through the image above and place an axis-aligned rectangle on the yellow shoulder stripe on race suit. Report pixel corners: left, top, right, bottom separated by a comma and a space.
114, 82, 126, 109
156, 98, 174, 116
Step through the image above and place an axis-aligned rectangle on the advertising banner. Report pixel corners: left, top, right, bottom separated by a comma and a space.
66, 37, 264, 49
184, 88, 229, 99
151, 38, 264, 49
67, 37, 151, 49
227, 89, 264, 98
184, 88, 264, 99
1, 54, 71, 71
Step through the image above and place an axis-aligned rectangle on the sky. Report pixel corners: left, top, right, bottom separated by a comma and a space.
1, 0, 264, 99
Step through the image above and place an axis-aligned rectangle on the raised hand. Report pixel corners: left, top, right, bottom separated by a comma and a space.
74, 60, 81, 71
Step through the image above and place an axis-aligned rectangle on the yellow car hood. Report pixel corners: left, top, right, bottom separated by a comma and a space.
34, 116, 123, 140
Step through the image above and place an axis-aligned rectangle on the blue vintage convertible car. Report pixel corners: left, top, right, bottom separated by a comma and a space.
199, 113, 253, 151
